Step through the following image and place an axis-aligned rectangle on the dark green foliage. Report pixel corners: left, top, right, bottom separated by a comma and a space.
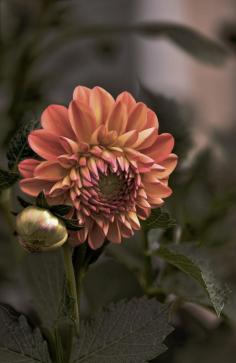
17, 195, 32, 208
72, 297, 173, 363
0, 168, 19, 191
36, 191, 49, 209
50, 205, 73, 216
0, 305, 51, 363
7, 119, 39, 170
141, 208, 176, 231
82, 258, 143, 313
22, 250, 65, 331
135, 23, 229, 65
156, 243, 229, 316
58, 216, 81, 231
140, 87, 192, 157
58, 23, 229, 66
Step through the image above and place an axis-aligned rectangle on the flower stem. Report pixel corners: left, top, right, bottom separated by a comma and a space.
62, 243, 80, 336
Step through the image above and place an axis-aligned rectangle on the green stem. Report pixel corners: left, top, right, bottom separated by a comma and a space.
62, 243, 80, 336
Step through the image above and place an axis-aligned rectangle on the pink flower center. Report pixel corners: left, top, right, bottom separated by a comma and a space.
66, 153, 141, 223
99, 173, 123, 198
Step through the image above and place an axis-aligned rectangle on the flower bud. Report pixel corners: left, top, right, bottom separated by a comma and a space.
16, 206, 68, 252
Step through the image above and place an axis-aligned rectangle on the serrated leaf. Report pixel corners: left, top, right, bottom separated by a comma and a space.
0, 168, 19, 190
22, 250, 65, 331
141, 208, 176, 231
7, 119, 39, 170
0, 305, 51, 363
50, 204, 72, 216
72, 297, 173, 363
156, 243, 229, 316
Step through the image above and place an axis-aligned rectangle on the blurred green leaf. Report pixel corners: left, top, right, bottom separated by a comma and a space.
0, 305, 51, 363
0, 168, 19, 191
136, 23, 229, 66
72, 297, 173, 363
156, 243, 229, 316
140, 88, 192, 157
17, 195, 32, 208
82, 258, 143, 314
141, 208, 176, 231
161, 271, 210, 307
7, 119, 39, 171
107, 233, 145, 278
22, 250, 65, 332
175, 328, 236, 363
55, 23, 229, 66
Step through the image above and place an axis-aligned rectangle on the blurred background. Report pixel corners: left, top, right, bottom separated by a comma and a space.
0, 1, 236, 362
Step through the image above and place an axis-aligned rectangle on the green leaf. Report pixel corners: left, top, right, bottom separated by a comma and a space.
0, 305, 51, 363
22, 250, 65, 331
58, 23, 229, 66
107, 232, 145, 278
50, 204, 72, 216
156, 243, 229, 316
140, 87, 193, 157
82, 258, 143, 314
7, 119, 39, 170
72, 297, 173, 363
0, 168, 19, 190
36, 191, 49, 209
135, 23, 229, 66
57, 216, 81, 231
17, 195, 32, 208
141, 208, 176, 231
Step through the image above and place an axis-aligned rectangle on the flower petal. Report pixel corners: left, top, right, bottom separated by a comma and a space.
18, 159, 40, 178
107, 219, 121, 243
133, 128, 158, 150
158, 154, 178, 179
69, 100, 96, 143
127, 211, 140, 230
146, 109, 159, 130
117, 130, 138, 147
116, 91, 136, 113
145, 181, 172, 198
41, 105, 75, 139
126, 102, 147, 132
88, 222, 105, 249
20, 178, 54, 197
59, 137, 79, 154
34, 161, 67, 181
28, 130, 65, 160
147, 196, 164, 207
144, 133, 175, 162
106, 101, 127, 135
73, 85, 91, 104
90, 86, 115, 125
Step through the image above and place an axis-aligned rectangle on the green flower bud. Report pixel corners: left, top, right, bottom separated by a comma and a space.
16, 206, 68, 252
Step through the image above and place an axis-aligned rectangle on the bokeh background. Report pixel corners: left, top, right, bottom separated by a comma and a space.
1, 1, 236, 362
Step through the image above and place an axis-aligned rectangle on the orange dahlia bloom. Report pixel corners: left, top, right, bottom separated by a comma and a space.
19, 86, 177, 249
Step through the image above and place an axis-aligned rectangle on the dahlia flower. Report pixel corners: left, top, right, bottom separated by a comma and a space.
18, 86, 177, 249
